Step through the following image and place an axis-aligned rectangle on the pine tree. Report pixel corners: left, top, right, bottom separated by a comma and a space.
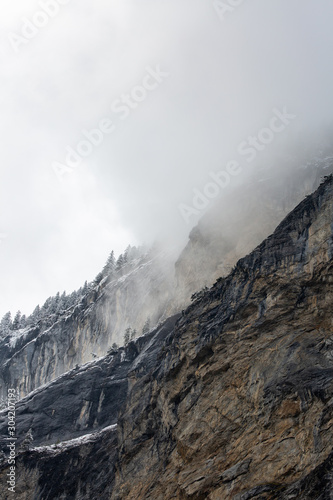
20, 314, 26, 329
54, 292, 61, 311
130, 329, 137, 340
46, 295, 57, 315
142, 318, 151, 335
93, 272, 104, 286
0, 312, 12, 338
58, 291, 67, 312
103, 250, 116, 277
68, 290, 78, 308
107, 342, 119, 355
123, 247, 129, 265
12, 311, 22, 330
20, 428, 33, 452
31, 305, 41, 322
115, 254, 124, 273
124, 327, 131, 346
41, 297, 52, 317
82, 280, 89, 294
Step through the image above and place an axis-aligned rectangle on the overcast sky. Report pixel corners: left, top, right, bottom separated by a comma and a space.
0, 0, 332, 318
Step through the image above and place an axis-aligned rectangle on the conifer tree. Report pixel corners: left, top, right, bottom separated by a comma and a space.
0, 312, 12, 338
130, 329, 137, 340
124, 327, 131, 346
12, 311, 21, 330
20, 314, 26, 329
20, 428, 33, 452
115, 254, 124, 272
93, 272, 104, 286
31, 305, 41, 323
103, 250, 116, 276
142, 318, 151, 335
82, 280, 89, 294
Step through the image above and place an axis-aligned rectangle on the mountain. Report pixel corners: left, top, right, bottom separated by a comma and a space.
0, 249, 176, 402
1, 155, 332, 405
175, 153, 333, 302
0, 172, 332, 498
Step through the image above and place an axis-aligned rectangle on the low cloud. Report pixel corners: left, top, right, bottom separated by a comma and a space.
1, 0, 333, 316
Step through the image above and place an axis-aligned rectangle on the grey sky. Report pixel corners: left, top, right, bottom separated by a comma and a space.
0, 0, 332, 317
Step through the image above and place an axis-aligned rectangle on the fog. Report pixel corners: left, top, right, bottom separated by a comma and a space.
0, 0, 333, 317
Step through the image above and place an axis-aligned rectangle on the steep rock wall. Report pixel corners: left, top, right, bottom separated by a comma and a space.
0, 177, 332, 499
175, 157, 333, 304
0, 252, 174, 400
112, 176, 333, 499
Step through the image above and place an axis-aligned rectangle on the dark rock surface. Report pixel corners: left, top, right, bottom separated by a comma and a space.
2, 426, 118, 500
1, 155, 332, 407
0, 176, 332, 499
111, 175, 333, 499
0, 314, 180, 449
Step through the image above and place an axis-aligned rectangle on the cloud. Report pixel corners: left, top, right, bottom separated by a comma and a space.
0, 0, 333, 316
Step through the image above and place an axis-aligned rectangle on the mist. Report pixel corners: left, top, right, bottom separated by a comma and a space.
0, 0, 333, 317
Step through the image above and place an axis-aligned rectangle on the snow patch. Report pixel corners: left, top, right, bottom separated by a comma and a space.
7, 327, 32, 348
31, 424, 117, 455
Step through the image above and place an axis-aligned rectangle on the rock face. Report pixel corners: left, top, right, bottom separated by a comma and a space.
1, 156, 331, 405
0, 176, 332, 499
110, 175, 333, 499
0, 315, 180, 500
0, 315, 180, 449
175, 155, 333, 304
0, 251, 175, 401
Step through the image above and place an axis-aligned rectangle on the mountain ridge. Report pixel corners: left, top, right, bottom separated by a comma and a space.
0, 174, 332, 498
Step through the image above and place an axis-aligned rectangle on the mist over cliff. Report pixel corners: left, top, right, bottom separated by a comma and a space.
1, 2, 333, 498
1, 0, 333, 317
0, 169, 332, 500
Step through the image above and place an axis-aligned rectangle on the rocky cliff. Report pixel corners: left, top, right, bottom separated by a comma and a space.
110, 174, 333, 499
0, 250, 175, 401
1, 155, 331, 404
0, 175, 332, 499
175, 154, 333, 303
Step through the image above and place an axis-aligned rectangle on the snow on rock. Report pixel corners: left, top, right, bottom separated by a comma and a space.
31, 424, 117, 455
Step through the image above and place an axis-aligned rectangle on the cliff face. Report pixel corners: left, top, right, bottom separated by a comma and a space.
1, 176, 332, 499
175, 156, 333, 304
0, 315, 180, 449
111, 175, 333, 499
0, 251, 175, 400
0, 316, 179, 500
1, 157, 331, 404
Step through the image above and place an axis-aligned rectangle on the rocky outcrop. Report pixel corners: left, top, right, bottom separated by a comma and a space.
0, 251, 175, 400
0, 314, 180, 449
0, 176, 332, 499
1, 156, 332, 405
109, 175, 333, 499
175, 156, 333, 304
0, 315, 180, 499
1, 426, 118, 500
